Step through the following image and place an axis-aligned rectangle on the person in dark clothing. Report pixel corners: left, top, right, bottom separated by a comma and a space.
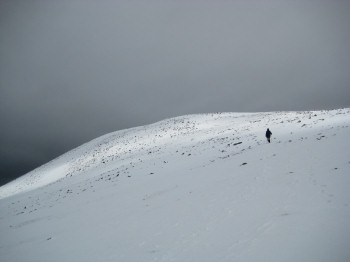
265, 128, 272, 143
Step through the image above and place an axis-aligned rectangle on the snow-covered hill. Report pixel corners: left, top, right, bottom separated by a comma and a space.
1, 109, 350, 262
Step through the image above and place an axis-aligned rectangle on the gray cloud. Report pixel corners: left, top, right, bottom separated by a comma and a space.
1, 0, 350, 185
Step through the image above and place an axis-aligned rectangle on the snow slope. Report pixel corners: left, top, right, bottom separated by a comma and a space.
1, 109, 350, 262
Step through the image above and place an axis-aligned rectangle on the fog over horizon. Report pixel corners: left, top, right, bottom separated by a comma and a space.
1, 0, 350, 185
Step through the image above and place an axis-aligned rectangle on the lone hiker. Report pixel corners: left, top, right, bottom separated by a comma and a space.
265, 128, 272, 143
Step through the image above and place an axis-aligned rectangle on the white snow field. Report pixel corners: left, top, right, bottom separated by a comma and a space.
1, 109, 350, 262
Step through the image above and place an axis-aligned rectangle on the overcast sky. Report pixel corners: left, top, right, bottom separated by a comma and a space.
1, 0, 350, 185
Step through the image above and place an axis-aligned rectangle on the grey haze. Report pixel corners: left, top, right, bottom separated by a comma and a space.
1, 0, 350, 185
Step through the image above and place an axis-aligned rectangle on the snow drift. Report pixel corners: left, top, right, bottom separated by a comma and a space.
1, 109, 350, 262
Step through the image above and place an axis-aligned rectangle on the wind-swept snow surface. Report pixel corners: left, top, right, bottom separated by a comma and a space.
1, 109, 350, 262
